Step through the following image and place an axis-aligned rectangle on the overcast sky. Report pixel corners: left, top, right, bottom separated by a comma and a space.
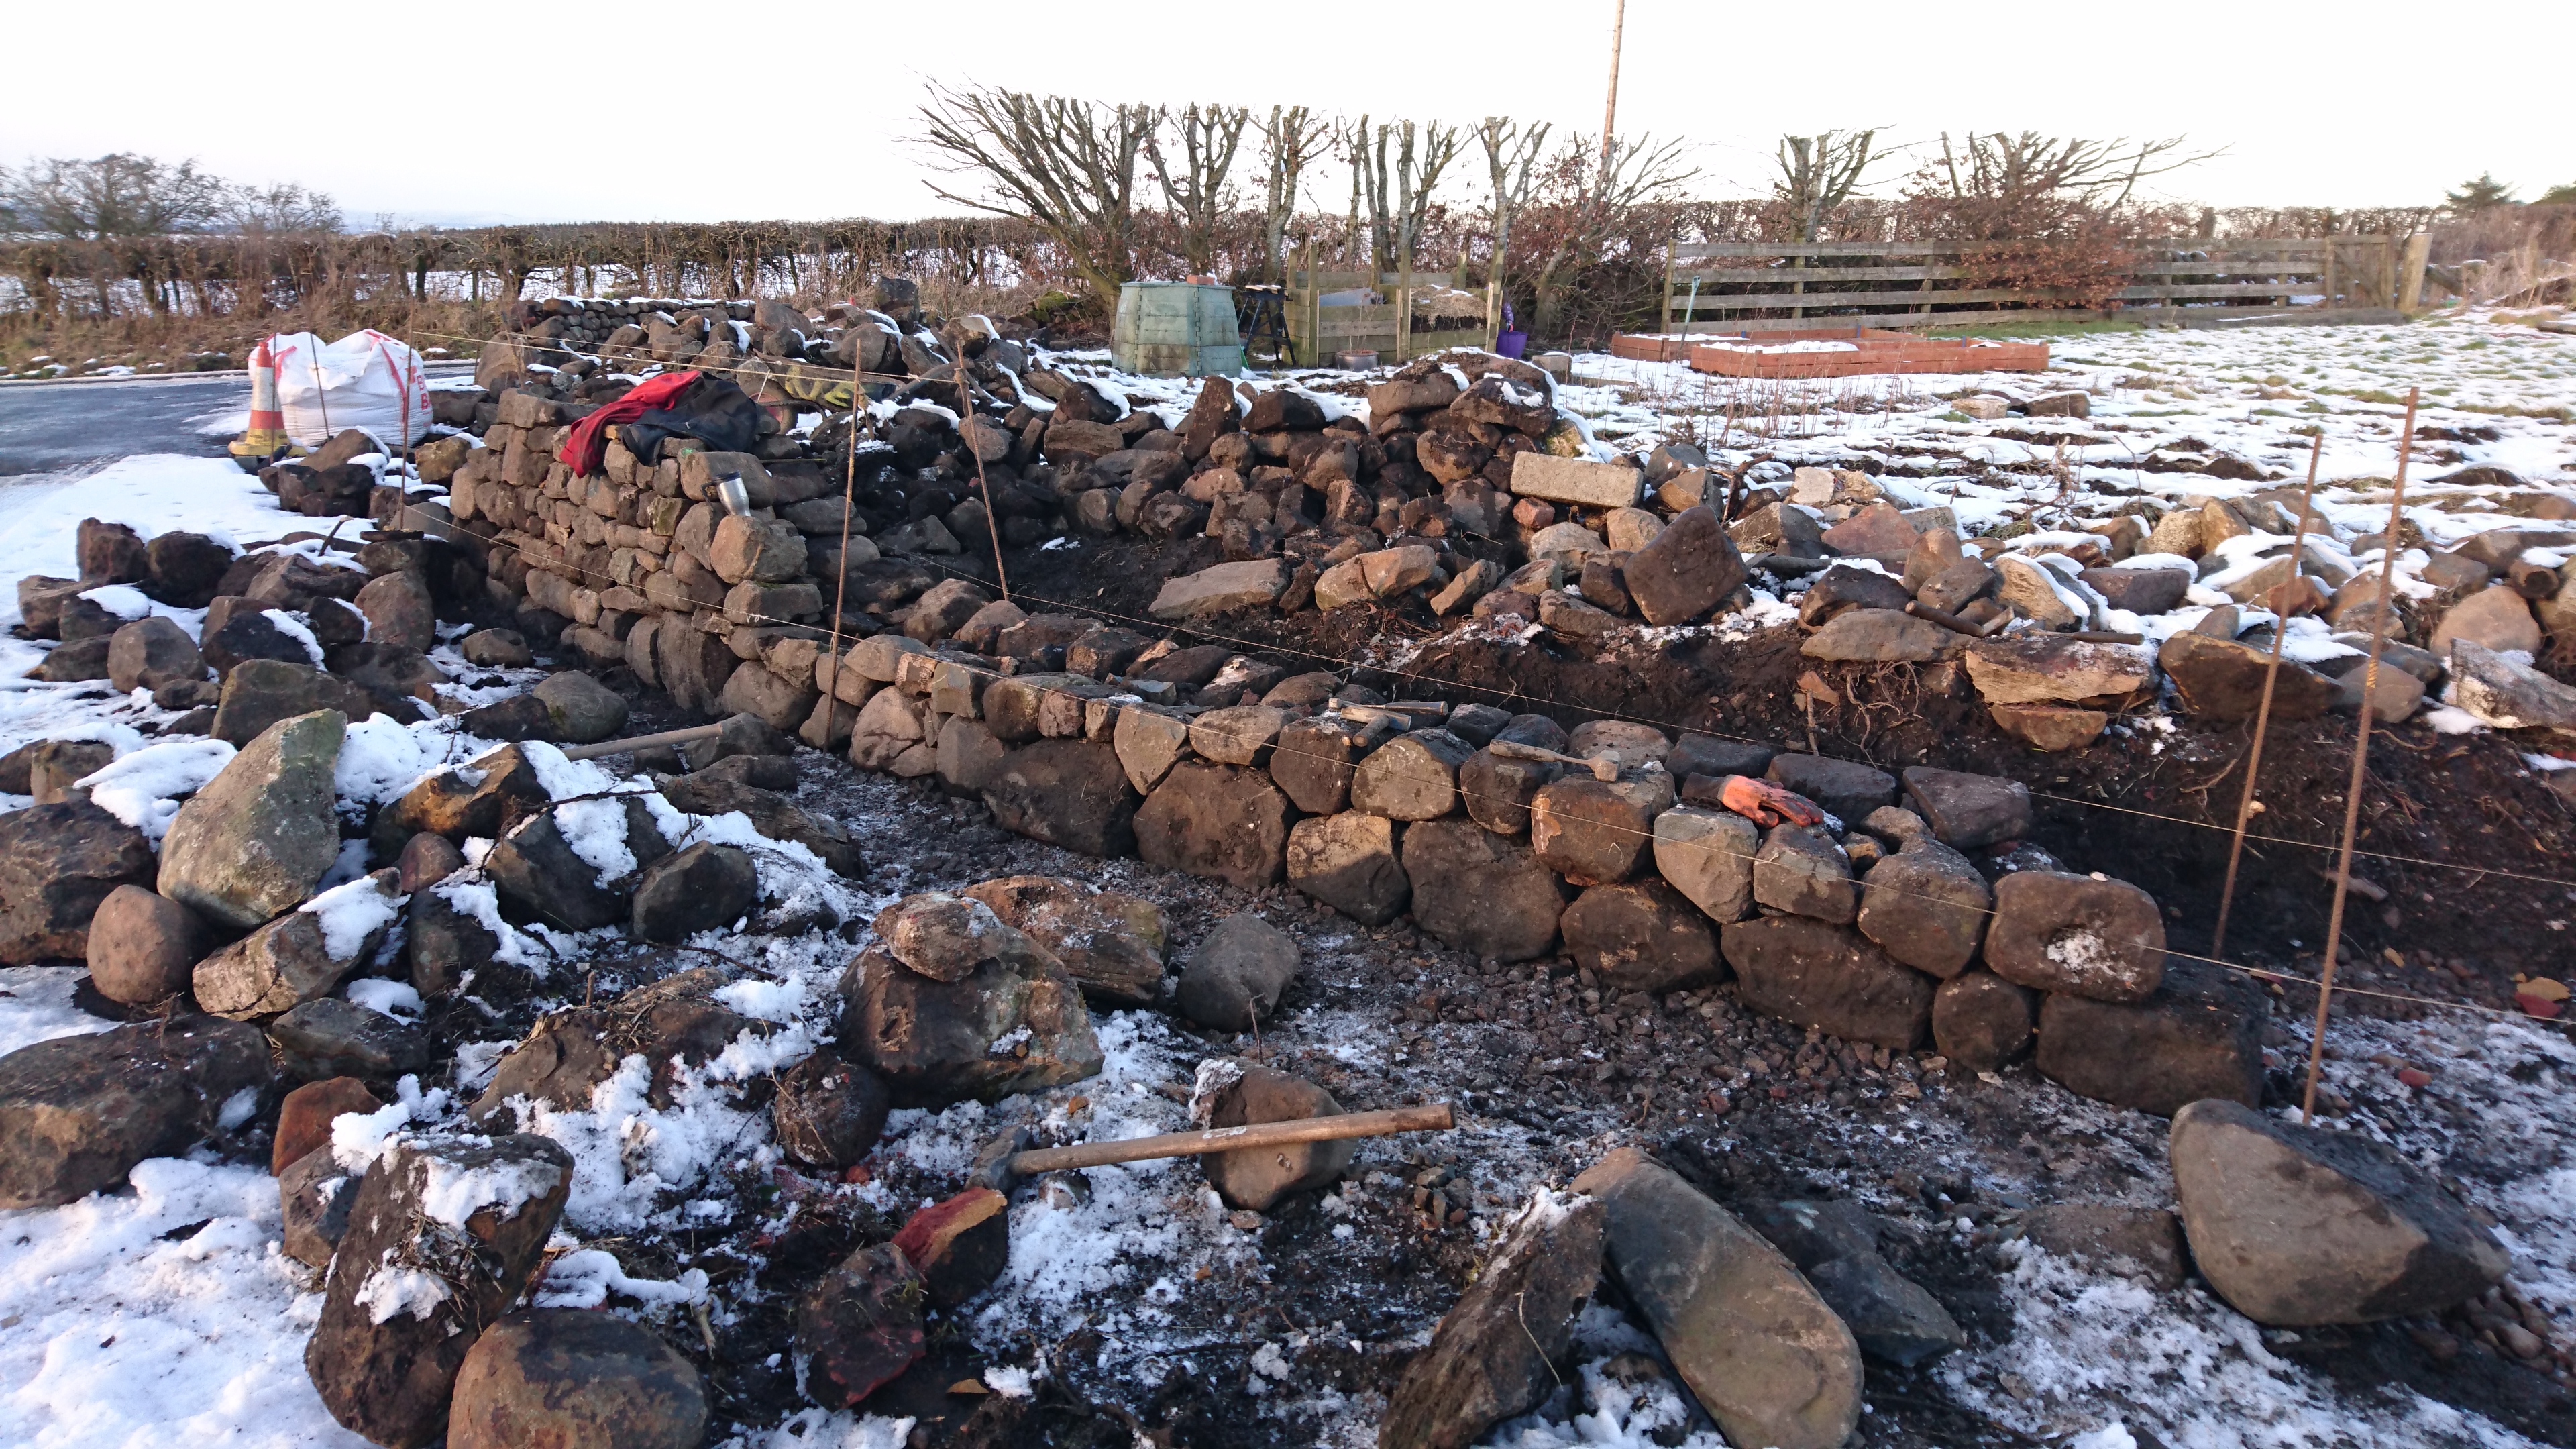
13, 0, 2564, 227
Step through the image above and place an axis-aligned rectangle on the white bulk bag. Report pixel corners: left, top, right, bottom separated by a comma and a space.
270, 330, 433, 449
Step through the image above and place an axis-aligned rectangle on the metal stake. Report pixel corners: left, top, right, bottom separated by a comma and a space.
2302, 387, 2418, 1124
2212, 432, 2326, 958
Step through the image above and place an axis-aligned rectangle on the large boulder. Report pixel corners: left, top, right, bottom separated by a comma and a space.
1402, 820, 1569, 963
0, 1016, 270, 1209
837, 928, 1102, 1104
652, 772, 863, 879
1765, 753, 1896, 824
1175, 916, 1301, 1031
1799, 608, 1953, 663
1134, 763, 1293, 890
305, 1134, 575, 1448
157, 708, 347, 930
2159, 631, 2336, 722
772, 1052, 892, 1170
1351, 729, 1475, 821
1899, 767, 2032, 850
106, 615, 203, 692
1984, 871, 2164, 1002
1380, 1189, 1607, 1448
1150, 559, 1289, 620
1620, 506, 1746, 625
1195, 1062, 1353, 1212
85, 884, 206, 1004
796, 1244, 926, 1407
1270, 716, 1390, 815
0, 800, 158, 965
485, 802, 666, 933
1651, 806, 1757, 923
469, 970, 753, 1124
961, 875, 1168, 1007
1807, 1254, 1966, 1368
447, 1311, 708, 1449
1529, 775, 1668, 883
2034, 959, 2263, 1116
1855, 841, 1990, 977
1752, 824, 1857, 924
532, 671, 630, 744
1965, 635, 2156, 707
1721, 916, 1934, 1050
2447, 638, 2576, 733
2169, 1099, 2510, 1325
1286, 812, 1411, 926
194, 873, 403, 1018
1570, 1148, 1862, 1449
629, 842, 758, 942
1560, 881, 1723, 993
209, 659, 378, 746
1931, 971, 2036, 1071
981, 740, 1140, 857
354, 570, 437, 652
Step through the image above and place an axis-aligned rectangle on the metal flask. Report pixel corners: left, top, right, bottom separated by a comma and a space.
716, 472, 753, 518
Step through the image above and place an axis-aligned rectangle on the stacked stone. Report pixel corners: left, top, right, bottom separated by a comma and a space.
810, 600, 2259, 1120
1132, 351, 1756, 632
1782, 463, 2576, 747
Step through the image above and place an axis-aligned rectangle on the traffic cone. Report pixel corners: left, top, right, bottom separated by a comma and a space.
228, 335, 296, 470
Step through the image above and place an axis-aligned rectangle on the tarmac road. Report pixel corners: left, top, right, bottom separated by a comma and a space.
0, 364, 480, 480
0, 374, 250, 478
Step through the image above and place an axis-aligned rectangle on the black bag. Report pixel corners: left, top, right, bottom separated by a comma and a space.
619, 372, 764, 465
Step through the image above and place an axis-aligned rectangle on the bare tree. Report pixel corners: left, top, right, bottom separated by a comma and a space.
1, 154, 234, 237
912, 83, 1158, 317
1145, 102, 1250, 277
1255, 105, 1332, 283
1926, 132, 2217, 221
1360, 119, 1464, 278
229, 181, 341, 234
1525, 132, 1699, 340
1773, 130, 1881, 243
1477, 117, 1552, 296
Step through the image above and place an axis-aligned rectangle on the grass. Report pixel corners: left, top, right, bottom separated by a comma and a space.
1920, 319, 2146, 340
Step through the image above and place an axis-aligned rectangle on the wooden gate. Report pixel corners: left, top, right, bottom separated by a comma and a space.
1655, 235, 2430, 335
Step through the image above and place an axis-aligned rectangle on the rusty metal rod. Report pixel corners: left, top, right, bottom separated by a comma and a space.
2304, 391, 2418, 1124
1008, 1103, 1455, 1176
2214, 432, 2326, 959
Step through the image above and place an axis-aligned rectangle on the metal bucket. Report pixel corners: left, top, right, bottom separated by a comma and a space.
1112, 282, 1244, 377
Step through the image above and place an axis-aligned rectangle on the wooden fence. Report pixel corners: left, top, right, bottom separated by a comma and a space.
1288, 239, 1496, 366
1659, 235, 2434, 334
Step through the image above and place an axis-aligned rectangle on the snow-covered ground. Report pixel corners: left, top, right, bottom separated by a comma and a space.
4, 312, 2575, 1448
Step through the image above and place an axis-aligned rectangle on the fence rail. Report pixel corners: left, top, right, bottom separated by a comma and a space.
1661, 234, 2432, 333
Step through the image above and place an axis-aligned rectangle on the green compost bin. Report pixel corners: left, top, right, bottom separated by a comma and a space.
1112, 282, 1244, 377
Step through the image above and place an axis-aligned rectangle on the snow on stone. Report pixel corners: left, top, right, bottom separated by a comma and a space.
530, 1249, 710, 1311
74, 737, 234, 840
353, 1262, 451, 1325
413, 1133, 570, 1228
345, 978, 424, 1022
298, 875, 403, 960
258, 608, 325, 666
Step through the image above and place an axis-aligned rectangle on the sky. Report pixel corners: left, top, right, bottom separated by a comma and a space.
9, 0, 2565, 227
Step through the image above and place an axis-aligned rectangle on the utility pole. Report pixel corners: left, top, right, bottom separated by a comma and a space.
1601, 0, 1627, 175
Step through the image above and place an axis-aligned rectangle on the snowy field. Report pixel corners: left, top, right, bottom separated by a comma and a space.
3, 311, 2575, 1448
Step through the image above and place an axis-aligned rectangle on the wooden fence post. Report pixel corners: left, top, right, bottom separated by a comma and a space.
1663, 241, 1676, 335
2399, 232, 2431, 313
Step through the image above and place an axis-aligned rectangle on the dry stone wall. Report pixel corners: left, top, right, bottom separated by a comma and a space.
428, 294, 2262, 1121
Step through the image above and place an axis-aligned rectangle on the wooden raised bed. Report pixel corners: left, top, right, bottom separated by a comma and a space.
1644, 327, 2050, 378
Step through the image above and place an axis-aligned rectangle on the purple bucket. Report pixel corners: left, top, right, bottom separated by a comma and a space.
1495, 329, 1529, 359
